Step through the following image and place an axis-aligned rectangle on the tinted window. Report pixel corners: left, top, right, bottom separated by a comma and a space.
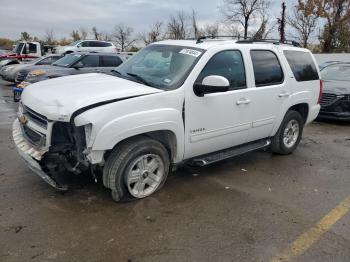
251, 50, 284, 86
80, 41, 90, 47
100, 56, 122, 67
28, 43, 37, 53
97, 42, 111, 47
76, 55, 99, 67
196, 50, 246, 90
36, 57, 52, 65
52, 56, 62, 62
89, 41, 101, 47
284, 51, 319, 81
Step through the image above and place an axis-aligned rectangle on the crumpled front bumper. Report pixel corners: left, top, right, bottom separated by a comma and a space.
12, 119, 68, 191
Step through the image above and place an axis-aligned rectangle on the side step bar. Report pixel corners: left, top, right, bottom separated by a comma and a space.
189, 139, 271, 167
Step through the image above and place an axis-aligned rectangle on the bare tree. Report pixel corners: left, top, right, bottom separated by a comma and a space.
167, 11, 188, 39
44, 29, 55, 44
191, 10, 204, 38
278, 2, 287, 42
70, 30, 81, 41
92, 27, 101, 40
140, 21, 163, 45
288, 0, 319, 48
220, 0, 269, 39
204, 23, 219, 37
113, 24, 136, 51
80, 27, 88, 40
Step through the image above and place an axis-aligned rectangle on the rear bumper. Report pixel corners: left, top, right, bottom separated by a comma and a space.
12, 120, 68, 190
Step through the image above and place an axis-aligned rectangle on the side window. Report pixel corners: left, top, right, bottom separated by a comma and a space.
52, 56, 61, 62
90, 41, 102, 47
80, 41, 90, 47
251, 50, 284, 86
100, 56, 123, 67
196, 50, 246, 90
36, 57, 52, 65
283, 50, 319, 81
99, 42, 111, 47
28, 43, 37, 53
76, 55, 99, 67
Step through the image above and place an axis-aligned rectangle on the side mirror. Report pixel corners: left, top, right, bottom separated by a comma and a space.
73, 63, 83, 69
193, 75, 230, 97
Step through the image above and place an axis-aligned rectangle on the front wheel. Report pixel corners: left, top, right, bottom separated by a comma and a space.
271, 110, 304, 155
103, 137, 170, 202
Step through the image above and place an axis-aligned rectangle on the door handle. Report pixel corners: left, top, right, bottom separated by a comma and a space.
278, 92, 290, 98
236, 98, 251, 105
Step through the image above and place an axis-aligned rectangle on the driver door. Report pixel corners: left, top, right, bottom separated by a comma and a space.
184, 50, 252, 159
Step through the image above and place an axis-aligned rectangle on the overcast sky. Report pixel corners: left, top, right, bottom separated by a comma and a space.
0, 0, 286, 41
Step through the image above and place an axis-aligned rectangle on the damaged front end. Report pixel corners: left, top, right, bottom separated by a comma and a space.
13, 103, 92, 190
319, 93, 350, 121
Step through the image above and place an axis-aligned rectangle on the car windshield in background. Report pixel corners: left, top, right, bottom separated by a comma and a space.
53, 54, 82, 67
321, 64, 350, 81
68, 40, 81, 46
0, 50, 8, 54
115, 44, 205, 90
13, 43, 24, 54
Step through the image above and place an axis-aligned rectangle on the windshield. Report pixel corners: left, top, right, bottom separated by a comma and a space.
321, 64, 350, 81
53, 54, 83, 67
68, 40, 81, 46
13, 43, 25, 54
115, 44, 204, 90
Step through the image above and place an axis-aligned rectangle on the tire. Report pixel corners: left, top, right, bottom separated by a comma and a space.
271, 110, 304, 155
103, 136, 170, 202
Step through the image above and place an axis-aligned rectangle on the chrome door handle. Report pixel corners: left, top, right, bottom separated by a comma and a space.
278, 92, 290, 98
236, 98, 251, 105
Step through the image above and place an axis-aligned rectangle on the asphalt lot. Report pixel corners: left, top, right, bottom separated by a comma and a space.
0, 79, 349, 262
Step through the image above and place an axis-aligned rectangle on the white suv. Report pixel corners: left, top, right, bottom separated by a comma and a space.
55, 40, 118, 55
13, 38, 322, 202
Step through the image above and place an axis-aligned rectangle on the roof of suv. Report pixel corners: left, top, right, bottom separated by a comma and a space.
154, 39, 308, 52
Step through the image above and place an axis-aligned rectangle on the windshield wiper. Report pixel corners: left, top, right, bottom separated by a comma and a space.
111, 69, 122, 75
126, 72, 153, 87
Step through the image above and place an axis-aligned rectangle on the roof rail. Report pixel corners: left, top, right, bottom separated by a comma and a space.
236, 38, 301, 47
196, 35, 242, 44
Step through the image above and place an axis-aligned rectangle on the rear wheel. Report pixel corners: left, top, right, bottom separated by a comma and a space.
271, 110, 304, 155
103, 137, 170, 202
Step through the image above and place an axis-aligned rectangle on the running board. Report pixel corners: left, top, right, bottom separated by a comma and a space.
189, 139, 271, 167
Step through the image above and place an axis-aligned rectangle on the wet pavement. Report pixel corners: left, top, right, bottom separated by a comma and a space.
0, 79, 349, 262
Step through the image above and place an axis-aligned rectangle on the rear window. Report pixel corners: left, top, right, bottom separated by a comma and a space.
251, 50, 284, 86
283, 51, 319, 81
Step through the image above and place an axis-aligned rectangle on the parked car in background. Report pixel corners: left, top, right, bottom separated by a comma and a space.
14, 54, 63, 83
318, 62, 350, 121
0, 41, 44, 61
54, 40, 118, 55
13, 39, 321, 201
319, 61, 340, 70
0, 49, 9, 54
0, 59, 20, 71
13, 52, 124, 101
0, 54, 63, 83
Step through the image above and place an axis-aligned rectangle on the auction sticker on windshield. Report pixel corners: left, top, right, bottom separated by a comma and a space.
179, 49, 202, 57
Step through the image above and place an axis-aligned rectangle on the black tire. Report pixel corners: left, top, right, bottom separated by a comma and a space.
103, 136, 170, 202
271, 110, 304, 155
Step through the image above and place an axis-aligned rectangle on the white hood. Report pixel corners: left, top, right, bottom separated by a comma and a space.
21, 73, 163, 121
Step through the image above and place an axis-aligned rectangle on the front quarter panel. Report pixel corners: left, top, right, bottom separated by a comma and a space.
74, 92, 185, 163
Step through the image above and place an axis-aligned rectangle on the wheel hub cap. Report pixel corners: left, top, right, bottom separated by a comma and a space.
283, 119, 300, 148
126, 154, 164, 198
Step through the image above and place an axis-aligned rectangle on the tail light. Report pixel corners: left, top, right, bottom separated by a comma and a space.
318, 80, 323, 104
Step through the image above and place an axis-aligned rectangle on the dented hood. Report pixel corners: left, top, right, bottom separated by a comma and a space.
21, 73, 163, 121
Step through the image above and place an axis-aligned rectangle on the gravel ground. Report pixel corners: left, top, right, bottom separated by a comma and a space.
0, 79, 349, 262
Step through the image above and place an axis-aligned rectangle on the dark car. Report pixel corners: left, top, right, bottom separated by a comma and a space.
318, 62, 350, 121
14, 54, 63, 83
13, 52, 124, 101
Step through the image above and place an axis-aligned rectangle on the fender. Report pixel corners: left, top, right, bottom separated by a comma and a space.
75, 107, 185, 163
270, 90, 311, 136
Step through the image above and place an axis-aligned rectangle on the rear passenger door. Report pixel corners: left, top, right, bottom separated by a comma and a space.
246, 49, 290, 142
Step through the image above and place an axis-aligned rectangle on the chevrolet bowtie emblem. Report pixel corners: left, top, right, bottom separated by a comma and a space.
18, 115, 28, 125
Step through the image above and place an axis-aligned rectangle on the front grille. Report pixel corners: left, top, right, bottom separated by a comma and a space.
22, 124, 45, 146
320, 93, 340, 107
23, 105, 48, 128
